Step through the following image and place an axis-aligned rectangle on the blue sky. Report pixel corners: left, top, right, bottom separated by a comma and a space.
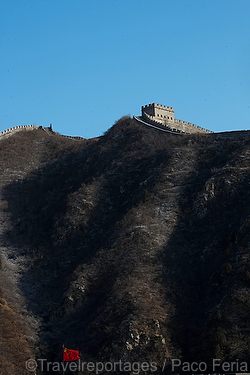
1, 0, 249, 138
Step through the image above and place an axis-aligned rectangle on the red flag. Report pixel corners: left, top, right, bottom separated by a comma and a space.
63, 347, 80, 361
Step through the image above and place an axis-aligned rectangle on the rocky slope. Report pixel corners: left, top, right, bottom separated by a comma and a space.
1, 118, 250, 374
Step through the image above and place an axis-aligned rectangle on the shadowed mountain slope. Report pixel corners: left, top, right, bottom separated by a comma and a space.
1, 118, 250, 374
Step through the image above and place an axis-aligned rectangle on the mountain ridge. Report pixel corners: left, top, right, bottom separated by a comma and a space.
1, 117, 250, 374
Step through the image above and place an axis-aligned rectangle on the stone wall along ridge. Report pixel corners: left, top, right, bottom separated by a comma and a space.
0, 124, 36, 138
173, 119, 211, 134
51, 130, 85, 141
133, 115, 183, 135
142, 112, 183, 133
0, 124, 85, 141
141, 103, 212, 134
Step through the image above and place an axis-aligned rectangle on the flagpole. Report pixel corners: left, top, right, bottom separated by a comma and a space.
62, 344, 65, 375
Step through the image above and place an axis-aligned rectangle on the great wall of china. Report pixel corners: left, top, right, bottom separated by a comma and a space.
0, 124, 84, 141
0, 124, 36, 138
134, 103, 212, 134
0, 103, 212, 140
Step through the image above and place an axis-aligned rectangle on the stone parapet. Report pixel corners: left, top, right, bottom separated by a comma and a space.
0, 124, 85, 141
142, 112, 181, 132
133, 115, 183, 135
52, 131, 84, 141
173, 119, 211, 134
141, 103, 212, 134
0, 124, 36, 138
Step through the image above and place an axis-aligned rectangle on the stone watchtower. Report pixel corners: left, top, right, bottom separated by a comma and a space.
142, 103, 175, 127
138, 103, 212, 134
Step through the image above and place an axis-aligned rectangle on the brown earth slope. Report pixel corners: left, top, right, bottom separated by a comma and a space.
1, 118, 250, 374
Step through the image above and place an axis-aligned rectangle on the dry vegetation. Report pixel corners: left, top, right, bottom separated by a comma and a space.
1, 120, 250, 374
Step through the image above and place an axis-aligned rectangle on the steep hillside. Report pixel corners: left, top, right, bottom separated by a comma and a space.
1, 118, 250, 374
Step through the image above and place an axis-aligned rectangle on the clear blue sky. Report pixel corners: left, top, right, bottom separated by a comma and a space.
1, 0, 249, 138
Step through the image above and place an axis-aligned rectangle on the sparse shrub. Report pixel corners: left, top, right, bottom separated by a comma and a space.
224, 247, 231, 256
225, 262, 233, 274
143, 189, 149, 203
216, 312, 222, 321
216, 331, 227, 345
214, 331, 227, 360
214, 343, 225, 360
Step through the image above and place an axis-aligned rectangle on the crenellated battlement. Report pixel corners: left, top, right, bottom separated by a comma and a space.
143, 103, 174, 112
0, 124, 85, 141
0, 124, 36, 138
173, 119, 210, 133
142, 103, 175, 121
141, 103, 212, 134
